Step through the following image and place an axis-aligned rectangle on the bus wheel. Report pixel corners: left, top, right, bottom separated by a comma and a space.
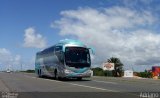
38, 69, 43, 78
54, 69, 57, 80
38, 69, 41, 78
77, 77, 82, 81
37, 69, 40, 77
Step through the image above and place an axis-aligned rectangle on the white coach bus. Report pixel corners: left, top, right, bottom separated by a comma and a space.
35, 39, 92, 80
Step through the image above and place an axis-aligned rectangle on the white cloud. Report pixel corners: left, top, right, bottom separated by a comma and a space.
0, 48, 12, 64
0, 48, 22, 70
23, 27, 47, 48
52, 7, 160, 71
13, 55, 21, 65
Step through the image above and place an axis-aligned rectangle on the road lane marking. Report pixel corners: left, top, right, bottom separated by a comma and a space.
68, 83, 116, 92
93, 80, 118, 85
10, 74, 139, 97
24, 75, 139, 97
24, 75, 117, 92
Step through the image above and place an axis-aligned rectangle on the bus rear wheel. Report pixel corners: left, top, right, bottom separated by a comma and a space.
54, 69, 58, 80
38, 69, 41, 77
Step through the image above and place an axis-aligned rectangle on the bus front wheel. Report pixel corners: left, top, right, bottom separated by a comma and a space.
77, 77, 82, 81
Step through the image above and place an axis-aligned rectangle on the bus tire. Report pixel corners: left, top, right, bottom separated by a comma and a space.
39, 69, 43, 78
37, 69, 40, 77
54, 69, 57, 80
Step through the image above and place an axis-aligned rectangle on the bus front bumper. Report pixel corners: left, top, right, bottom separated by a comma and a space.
64, 69, 92, 78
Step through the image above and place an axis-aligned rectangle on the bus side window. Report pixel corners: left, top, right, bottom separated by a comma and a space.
55, 46, 62, 52
55, 46, 64, 63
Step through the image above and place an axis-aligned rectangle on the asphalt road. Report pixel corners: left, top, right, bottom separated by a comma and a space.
0, 72, 160, 98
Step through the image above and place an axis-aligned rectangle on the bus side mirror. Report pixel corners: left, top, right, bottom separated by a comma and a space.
88, 47, 95, 55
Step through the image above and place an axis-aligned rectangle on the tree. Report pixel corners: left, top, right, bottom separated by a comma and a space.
137, 70, 153, 78
107, 57, 124, 77
91, 67, 104, 76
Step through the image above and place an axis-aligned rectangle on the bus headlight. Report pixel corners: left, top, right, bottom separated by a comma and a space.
85, 70, 92, 73
64, 69, 73, 74
84, 70, 93, 76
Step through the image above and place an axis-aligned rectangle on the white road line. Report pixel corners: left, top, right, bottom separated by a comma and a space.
21, 75, 139, 97
23, 75, 139, 97
24, 75, 117, 92
93, 80, 118, 85
68, 83, 117, 92
24, 75, 36, 79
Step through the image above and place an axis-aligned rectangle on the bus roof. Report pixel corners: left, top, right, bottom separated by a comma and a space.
38, 39, 87, 53
57, 39, 87, 47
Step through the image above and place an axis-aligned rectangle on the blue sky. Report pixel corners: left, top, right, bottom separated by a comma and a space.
0, 0, 160, 71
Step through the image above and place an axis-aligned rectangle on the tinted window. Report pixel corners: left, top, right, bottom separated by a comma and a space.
65, 47, 91, 68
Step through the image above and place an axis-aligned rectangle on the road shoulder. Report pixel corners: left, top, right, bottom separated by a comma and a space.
0, 79, 10, 92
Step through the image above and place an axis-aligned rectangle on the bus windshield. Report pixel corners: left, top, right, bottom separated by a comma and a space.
65, 47, 91, 67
